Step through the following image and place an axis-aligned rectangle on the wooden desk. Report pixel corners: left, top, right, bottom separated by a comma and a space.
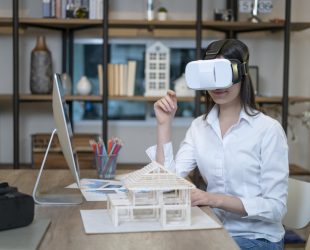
0, 169, 239, 250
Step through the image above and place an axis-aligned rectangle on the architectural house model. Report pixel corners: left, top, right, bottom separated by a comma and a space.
144, 41, 170, 96
107, 161, 195, 228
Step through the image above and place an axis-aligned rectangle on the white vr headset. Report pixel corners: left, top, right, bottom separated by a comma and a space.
185, 58, 248, 90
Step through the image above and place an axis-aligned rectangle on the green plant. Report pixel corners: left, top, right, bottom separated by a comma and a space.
158, 6, 167, 13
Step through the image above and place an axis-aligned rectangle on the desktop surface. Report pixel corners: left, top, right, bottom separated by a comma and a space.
0, 169, 239, 250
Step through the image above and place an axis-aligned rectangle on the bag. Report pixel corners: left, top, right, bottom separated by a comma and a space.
0, 182, 34, 231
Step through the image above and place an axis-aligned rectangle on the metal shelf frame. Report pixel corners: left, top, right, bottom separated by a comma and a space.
11, 0, 292, 168
12, 0, 109, 168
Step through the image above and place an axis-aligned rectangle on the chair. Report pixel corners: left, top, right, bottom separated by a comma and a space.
283, 177, 310, 249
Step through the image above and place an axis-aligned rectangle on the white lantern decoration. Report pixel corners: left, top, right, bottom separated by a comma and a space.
144, 41, 170, 96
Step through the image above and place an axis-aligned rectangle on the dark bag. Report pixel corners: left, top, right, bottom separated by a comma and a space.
0, 182, 34, 231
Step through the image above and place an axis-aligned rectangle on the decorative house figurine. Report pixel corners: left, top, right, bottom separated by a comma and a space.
107, 161, 195, 228
144, 41, 170, 97
174, 74, 195, 97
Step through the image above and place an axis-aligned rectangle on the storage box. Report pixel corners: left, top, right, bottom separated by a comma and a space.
31, 133, 99, 169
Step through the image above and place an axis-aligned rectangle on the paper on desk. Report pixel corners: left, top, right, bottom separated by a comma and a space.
81, 189, 114, 201
80, 207, 222, 234
66, 178, 122, 189
66, 178, 125, 201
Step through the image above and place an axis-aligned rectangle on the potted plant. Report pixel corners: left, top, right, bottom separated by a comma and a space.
157, 6, 168, 21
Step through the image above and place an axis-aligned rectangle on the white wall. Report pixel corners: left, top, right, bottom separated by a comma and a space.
1, 0, 310, 169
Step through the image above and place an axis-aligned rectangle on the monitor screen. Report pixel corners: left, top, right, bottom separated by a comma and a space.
32, 74, 82, 205
53, 73, 80, 187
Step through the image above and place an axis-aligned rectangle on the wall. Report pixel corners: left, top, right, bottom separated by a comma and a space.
0, 0, 310, 169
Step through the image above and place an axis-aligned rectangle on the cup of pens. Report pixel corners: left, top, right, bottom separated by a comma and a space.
90, 137, 122, 180
95, 154, 118, 179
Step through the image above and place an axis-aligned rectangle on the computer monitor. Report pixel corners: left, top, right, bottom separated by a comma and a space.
32, 73, 83, 205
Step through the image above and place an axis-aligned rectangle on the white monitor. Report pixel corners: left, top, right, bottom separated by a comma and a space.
32, 73, 83, 205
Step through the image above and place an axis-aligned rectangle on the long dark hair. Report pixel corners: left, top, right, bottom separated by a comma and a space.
203, 39, 258, 118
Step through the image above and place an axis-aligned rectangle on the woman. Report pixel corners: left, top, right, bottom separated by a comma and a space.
147, 39, 288, 250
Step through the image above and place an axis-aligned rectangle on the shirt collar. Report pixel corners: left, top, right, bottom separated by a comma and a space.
206, 105, 219, 126
206, 104, 256, 127
239, 107, 257, 127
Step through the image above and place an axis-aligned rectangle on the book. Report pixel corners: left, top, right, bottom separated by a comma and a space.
123, 64, 128, 96
50, 0, 56, 18
89, 0, 97, 19
96, 0, 103, 20
61, 0, 67, 18
114, 64, 120, 96
97, 64, 103, 96
42, 0, 51, 17
127, 60, 137, 96
118, 64, 128, 96
108, 64, 114, 96
55, 0, 62, 19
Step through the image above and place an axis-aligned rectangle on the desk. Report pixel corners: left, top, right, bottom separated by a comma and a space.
0, 169, 239, 250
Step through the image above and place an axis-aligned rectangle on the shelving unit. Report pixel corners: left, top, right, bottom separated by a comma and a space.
2, 0, 309, 168
17, 94, 310, 105
9, 0, 110, 169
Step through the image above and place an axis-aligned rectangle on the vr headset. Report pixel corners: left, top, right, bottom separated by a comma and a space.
185, 40, 248, 90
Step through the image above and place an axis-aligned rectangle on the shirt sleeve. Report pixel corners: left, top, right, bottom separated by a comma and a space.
145, 142, 176, 172
240, 122, 289, 223
145, 121, 197, 177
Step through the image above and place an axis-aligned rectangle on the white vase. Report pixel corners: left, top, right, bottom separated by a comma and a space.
60, 73, 72, 95
157, 12, 167, 21
76, 76, 92, 95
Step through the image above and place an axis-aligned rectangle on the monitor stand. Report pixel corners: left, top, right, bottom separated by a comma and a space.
32, 129, 83, 205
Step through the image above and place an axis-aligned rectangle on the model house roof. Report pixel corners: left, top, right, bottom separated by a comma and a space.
123, 161, 196, 190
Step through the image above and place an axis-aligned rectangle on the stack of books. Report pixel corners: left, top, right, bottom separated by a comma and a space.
97, 61, 137, 97
42, 0, 103, 19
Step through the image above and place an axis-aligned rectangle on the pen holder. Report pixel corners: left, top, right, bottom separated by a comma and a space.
95, 154, 118, 179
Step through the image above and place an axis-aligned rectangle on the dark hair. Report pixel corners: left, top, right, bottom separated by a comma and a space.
202, 39, 258, 119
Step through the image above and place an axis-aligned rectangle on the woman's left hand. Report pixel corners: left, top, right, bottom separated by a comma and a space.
191, 188, 247, 215
191, 188, 219, 207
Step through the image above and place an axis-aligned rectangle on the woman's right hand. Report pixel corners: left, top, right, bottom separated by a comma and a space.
154, 90, 178, 126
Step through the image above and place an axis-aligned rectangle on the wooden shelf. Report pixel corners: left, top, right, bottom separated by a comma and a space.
0, 94, 12, 101
19, 18, 286, 33
291, 22, 310, 31
202, 21, 284, 33
289, 163, 310, 176
19, 17, 103, 29
19, 94, 100, 102
18, 94, 310, 104
2, 17, 310, 32
255, 96, 310, 104
0, 18, 12, 27
2, 17, 310, 36
18, 94, 194, 102
7, 18, 196, 30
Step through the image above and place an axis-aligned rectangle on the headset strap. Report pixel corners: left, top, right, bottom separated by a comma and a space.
239, 61, 248, 76
204, 40, 228, 60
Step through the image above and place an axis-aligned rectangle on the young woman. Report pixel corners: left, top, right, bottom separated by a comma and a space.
147, 39, 288, 250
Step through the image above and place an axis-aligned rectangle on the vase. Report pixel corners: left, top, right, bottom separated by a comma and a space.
157, 12, 167, 21
146, 0, 154, 20
30, 36, 53, 94
60, 73, 72, 95
76, 76, 92, 95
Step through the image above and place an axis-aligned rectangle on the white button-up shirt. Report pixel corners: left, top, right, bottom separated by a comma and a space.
146, 105, 288, 242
